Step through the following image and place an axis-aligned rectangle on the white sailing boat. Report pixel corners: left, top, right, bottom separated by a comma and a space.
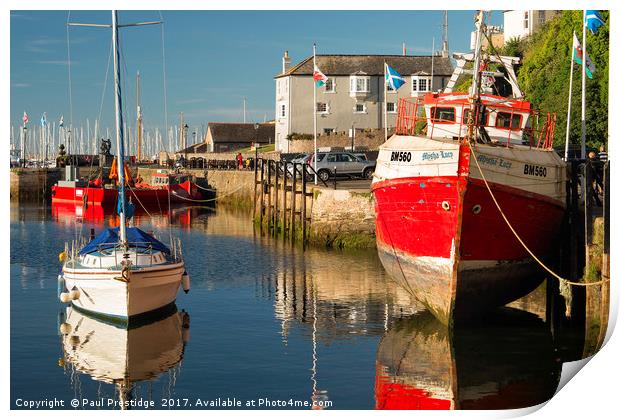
59, 11, 190, 322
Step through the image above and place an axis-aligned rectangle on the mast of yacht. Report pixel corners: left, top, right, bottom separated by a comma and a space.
137, 71, 142, 162
111, 10, 128, 246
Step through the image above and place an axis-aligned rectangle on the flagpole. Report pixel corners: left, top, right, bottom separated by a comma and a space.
313, 43, 318, 185
564, 32, 576, 161
384, 62, 388, 142
580, 11, 587, 160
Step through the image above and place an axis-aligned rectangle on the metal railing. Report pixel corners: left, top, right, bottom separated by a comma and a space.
394, 96, 557, 148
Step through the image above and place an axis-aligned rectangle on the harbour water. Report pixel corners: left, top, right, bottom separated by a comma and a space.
10, 203, 595, 410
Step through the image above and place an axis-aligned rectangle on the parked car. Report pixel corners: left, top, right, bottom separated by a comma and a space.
309, 152, 375, 181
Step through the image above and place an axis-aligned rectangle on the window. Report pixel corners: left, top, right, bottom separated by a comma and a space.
430, 107, 456, 124
495, 112, 522, 130
316, 102, 329, 114
524, 11, 529, 29
386, 83, 395, 92
387, 102, 396, 113
337, 153, 354, 162
327, 153, 337, 162
280, 104, 286, 118
411, 76, 431, 93
350, 76, 370, 93
324, 79, 335, 92
538, 10, 546, 25
354, 103, 367, 113
323, 128, 334, 135
462, 108, 489, 125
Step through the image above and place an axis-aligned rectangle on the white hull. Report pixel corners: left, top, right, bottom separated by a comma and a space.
60, 306, 187, 384
63, 262, 185, 319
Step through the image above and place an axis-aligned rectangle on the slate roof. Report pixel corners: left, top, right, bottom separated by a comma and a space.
276, 55, 453, 78
178, 123, 275, 153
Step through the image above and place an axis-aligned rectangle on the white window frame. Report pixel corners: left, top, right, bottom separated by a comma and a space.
350, 75, 370, 93
324, 79, 336, 93
411, 75, 431, 93
354, 103, 367, 114
386, 102, 397, 113
316, 102, 329, 114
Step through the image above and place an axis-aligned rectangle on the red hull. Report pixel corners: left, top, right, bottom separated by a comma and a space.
51, 181, 203, 207
372, 145, 565, 324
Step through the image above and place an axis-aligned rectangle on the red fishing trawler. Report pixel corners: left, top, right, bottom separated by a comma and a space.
371, 12, 566, 325
51, 160, 204, 207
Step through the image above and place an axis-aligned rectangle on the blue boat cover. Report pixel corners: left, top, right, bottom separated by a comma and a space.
79, 227, 170, 255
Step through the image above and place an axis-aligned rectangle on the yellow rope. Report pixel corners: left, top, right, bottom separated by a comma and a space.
468, 142, 608, 287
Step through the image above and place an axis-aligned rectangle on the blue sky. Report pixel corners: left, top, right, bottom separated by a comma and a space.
10, 10, 501, 133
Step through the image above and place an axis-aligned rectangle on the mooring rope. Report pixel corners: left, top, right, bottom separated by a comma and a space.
169, 184, 245, 203
193, 183, 218, 192
468, 142, 608, 287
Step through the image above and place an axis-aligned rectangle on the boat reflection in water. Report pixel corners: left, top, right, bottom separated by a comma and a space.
58, 305, 190, 409
375, 308, 561, 410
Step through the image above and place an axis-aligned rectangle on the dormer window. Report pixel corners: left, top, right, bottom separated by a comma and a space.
411, 75, 432, 94
350, 75, 370, 93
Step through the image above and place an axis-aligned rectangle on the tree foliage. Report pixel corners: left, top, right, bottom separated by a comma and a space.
517, 10, 609, 148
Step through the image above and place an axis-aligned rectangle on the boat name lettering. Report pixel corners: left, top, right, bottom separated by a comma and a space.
523, 164, 547, 177
390, 151, 412, 162
421, 151, 454, 161
477, 154, 512, 169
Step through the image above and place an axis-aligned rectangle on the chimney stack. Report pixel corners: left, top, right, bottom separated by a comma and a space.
282, 51, 291, 74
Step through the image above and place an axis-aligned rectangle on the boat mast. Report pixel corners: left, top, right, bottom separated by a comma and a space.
137, 70, 142, 162
467, 10, 486, 143
112, 10, 128, 245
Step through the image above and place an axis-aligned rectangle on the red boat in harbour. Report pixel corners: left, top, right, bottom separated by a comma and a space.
371, 12, 566, 325
51, 170, 204, 207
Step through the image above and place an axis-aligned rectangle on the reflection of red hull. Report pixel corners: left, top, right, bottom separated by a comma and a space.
375, 365, 451, 410
51, 181, 203, 206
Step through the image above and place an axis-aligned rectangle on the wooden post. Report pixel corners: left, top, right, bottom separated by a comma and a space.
570, 161, 580, 280
290, 162, 297, 240
267, 160, 272, 229
603, 162, 610, 280
253, 156, 259, 218
274, 160, 280, 234
282, 161, 288, 236
584, 159, 593, 267
259, 158, 265, 226
302, 163, 307, 244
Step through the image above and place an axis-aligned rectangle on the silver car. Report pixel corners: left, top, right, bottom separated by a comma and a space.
310, 152, 375, 181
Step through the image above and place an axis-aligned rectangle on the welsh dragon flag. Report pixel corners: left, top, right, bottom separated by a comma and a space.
313, 65, 328, 87
573, 32, 595, 79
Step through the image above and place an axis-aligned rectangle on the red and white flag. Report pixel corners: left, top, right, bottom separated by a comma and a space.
313, 65, 328, 87
22, 111, 29, 125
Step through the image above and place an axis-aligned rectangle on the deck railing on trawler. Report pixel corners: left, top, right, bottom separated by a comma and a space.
394, 97, 556, 149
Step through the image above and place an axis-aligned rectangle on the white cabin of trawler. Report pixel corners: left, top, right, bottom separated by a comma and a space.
422, 93, 534, 145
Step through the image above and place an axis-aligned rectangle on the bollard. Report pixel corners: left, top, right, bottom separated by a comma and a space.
333, 167, 337, 190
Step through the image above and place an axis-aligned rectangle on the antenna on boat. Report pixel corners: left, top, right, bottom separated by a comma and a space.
466, 10, 486, 143
68, 11, 162, 247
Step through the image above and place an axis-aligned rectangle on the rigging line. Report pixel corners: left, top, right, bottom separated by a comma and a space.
159, 11, 169, 152
125, 183, 154, 219
96, 38, 114, 136
66, 11, 74, 130
468, 142, 608, 287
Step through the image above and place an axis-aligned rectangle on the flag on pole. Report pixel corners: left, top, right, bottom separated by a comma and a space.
585, 10, 605, 34
59, 115, 64, 128
40, 112, 47, 127
23, 111, 29, 125
313, 65, 328, 87
573, 33, 595, 79
385, 64, 406, 90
